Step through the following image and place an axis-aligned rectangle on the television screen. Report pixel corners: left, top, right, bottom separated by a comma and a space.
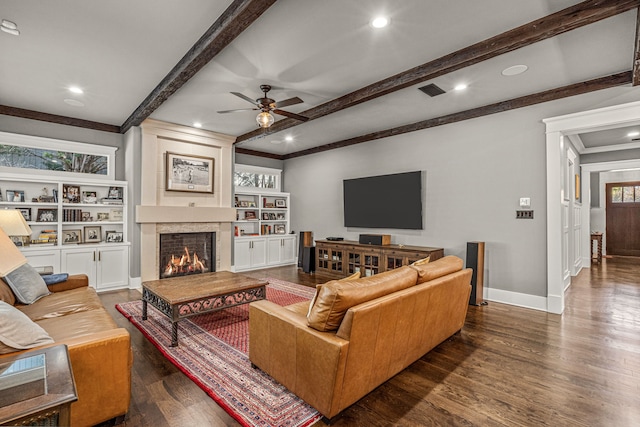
343, 171, 423, 230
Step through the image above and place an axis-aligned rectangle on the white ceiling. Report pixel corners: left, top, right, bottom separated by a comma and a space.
2, 0, 640, 157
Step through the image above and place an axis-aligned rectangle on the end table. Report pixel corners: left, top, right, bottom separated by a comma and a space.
0, 345, 77, 426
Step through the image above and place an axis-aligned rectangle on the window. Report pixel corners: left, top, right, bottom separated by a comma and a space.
234, 165, 281, 192
611, 185, 640, 203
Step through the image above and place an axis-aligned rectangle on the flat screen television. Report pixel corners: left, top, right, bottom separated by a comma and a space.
343, 171, 423, 230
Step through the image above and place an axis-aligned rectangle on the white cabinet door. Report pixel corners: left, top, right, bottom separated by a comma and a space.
267, 238, 282, 264
280, 236, 297, 264
96, 246, 129, 290
24, 248, 61, 272
61, 248, 98, 287
251, 238, 267, 269
234, 240, 252, 271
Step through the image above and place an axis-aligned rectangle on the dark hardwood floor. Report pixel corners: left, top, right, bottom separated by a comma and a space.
99, 257, 640, 426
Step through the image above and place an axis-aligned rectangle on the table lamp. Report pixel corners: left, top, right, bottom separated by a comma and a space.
0, 209, 33, 247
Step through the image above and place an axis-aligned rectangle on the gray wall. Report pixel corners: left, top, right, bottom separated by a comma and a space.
0, 116, 125, 180
282, 88, 640, 299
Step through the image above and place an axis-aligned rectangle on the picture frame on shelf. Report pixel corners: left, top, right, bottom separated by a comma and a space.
6, 190, 25, 202
269, 212, 277, 220
274, 224, 286, 234
108, 187, 123, 199
97, 212, 109, 221
265, 202, 275, 208
105, 230, 123, 243
81, 212, 92, 222
275, 198, 287, 208
276, 212, 285, 220
63, 185, 81, 203
165, 152, 214, 193
262, 212, 269, 220
245, 211, 257, 220
62, 229, 82, 244
37, 208, 57, 222
110, 209, 123, 221
84, 226, 102, 243
82, 191, 97, 204
16, 207, 31, 221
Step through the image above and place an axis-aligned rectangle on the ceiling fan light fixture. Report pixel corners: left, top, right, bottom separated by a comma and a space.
256, 111, 275, 128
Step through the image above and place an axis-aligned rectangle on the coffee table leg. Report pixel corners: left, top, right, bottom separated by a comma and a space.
142, 299, 148, 320
171, 322, 179, 347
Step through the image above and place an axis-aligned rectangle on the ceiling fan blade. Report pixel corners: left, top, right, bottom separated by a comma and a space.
217, 108, 259, 114
273, 109, 309, 122
231, 92, 259, 106
274, 97, 303, 109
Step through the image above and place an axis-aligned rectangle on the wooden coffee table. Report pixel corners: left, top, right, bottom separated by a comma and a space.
141, 271, 267, 346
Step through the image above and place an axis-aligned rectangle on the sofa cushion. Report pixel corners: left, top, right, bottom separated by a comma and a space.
0, 281, 16, 306
306, 270, 361, 318
17, 286, 104, 322
307, 266, 418, 332
35, 308, 119, 342
0, 300, 54, 354
409, 255, 463, 284
2, 264, 51, 304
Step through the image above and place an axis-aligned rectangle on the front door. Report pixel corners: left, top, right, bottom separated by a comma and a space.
605, 181, 640, 257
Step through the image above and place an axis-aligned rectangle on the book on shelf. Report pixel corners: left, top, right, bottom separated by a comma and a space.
101, 198, 123, 205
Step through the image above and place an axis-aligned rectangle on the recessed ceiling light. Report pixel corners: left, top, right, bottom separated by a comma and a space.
63, 99, 84, 107
284, 135, 293, 142
69, 86, 83, 94
627, 131, 639, 137
1, 20, 19, 36
371, 16, 389, 28
502, 65, 528, 76
193, 122, 202, 128
453, 83, 468, 91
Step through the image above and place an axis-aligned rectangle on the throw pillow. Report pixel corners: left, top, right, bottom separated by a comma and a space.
306, 270, 361, 318
42, 273, 69, 286
0, 300, 54, 354
409, 255, 463, 284
411, 256, 430, 266
307, 266, 417, 332
2, 264, 51, 305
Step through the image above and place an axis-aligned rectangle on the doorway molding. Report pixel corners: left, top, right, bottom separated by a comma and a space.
544, 100, 640, 314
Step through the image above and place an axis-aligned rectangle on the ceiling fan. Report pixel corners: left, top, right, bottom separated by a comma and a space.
217, 85, 309, 128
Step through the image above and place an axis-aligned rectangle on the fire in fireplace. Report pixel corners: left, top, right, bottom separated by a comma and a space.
159, 232, 215, 279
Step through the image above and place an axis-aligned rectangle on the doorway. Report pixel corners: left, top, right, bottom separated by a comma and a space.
605, 181, 640, 257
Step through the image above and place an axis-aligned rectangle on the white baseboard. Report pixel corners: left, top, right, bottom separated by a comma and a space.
485, 287, 549, 312
128, 276, 142, 291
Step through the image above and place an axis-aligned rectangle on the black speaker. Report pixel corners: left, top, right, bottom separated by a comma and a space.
358, 234, 391, 245
466, 242, 486, 306
298, 231, 313, 267
302, 246, 315, 273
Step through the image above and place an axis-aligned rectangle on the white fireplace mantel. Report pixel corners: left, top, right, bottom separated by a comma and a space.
136, 205, 236, 224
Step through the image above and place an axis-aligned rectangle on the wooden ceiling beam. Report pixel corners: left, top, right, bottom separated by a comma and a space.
120, 0, 278, 133
276, 72, 632, 160
235, 146, 285, 160
0, 105, 121, 133
236, 0, 640, 143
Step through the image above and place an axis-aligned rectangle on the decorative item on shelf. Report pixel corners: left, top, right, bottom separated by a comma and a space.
62, 229, 82, 244
36, 208, 57, 222
0, 209, 33, 246
38, 187, 56, 203
274, 224, 286, 234
0, 188, 3, 201
275, 198, 286, 208
6, 190, 25, 202
277, 212, 285, 220
82, 191, 97, 204
97, 212, 109, 221
265, 202, 275, 208
105, 230, 123, 243
110, 209, 123, 221
35, 229, 57, 245
16, 207, 31, 221
269, 213, 277, 220
262, 212, 269, 220
165, 152, 214, 193
84, 226, 102, 243
245, 211, 257, 220
63, 185, 80, 203
81, 212, 92, 222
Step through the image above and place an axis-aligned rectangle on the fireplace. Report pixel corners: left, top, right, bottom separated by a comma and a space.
159, 232, 216, 279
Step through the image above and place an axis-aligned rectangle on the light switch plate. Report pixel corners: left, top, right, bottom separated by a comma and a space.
519, 197, 531, 208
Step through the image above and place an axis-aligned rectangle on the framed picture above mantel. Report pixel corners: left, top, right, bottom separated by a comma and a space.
165, 152, 214, 193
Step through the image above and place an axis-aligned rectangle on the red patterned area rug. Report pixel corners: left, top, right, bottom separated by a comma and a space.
116, 278, 321, 427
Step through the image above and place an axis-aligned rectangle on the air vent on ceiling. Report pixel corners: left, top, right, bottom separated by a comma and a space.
418, 83, 446, 97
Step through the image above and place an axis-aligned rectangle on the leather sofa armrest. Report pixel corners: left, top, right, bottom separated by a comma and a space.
249, 300, 349, 419
47, 274, 89, 293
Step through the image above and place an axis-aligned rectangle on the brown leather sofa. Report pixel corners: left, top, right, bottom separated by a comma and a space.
0, 274, 132, 426
249, 255, 472, 421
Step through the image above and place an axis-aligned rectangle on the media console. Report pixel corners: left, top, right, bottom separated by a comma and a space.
315, 239, 444, 278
